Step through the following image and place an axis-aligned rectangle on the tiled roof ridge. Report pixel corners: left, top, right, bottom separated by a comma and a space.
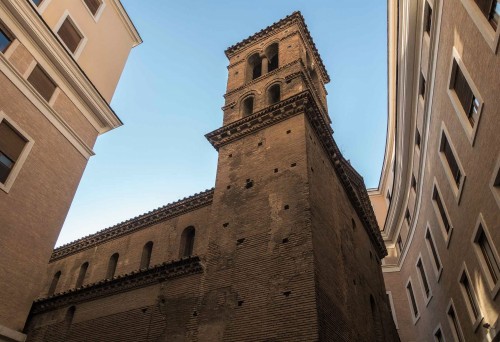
50, 188, 215, 262
224, 11, 330, 83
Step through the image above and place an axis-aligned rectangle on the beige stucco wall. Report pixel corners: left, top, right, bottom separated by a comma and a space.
40, 0, 138, 102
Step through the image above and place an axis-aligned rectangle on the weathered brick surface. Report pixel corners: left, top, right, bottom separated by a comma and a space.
25, 12, 398, 341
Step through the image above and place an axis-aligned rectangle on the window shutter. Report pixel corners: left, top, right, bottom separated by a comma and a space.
453, 66, 473, 115
57, 18, 82, 53
0, 121, 26, 162
84, 0, 102, 15
474, 0, 494, 17
27, 65, 57, 102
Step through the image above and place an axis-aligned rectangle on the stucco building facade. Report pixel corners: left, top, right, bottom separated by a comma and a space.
0, 0, 140, 340
23, 12, 398, 342
369, 0, 500, 341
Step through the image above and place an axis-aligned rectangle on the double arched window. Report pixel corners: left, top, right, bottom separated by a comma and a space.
180, 226, 196, 258
246, 43, 280, 82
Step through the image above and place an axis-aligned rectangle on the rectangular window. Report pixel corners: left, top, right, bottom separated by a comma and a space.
84, 0, 103, 16
417, 258, 431, 299
57, 17, 83, 54
424, 2, 433, 34
415, 129, 421, 149
451, 61, 479, 127
433, 186, 451, 234
419, 73, 426, 99
434, 328, 444, 342
474, 0, 499, 29
494, 167, 500, 188
406, 280, 419, 319
0, 23, 12, 53
397, 235, 404, 255
411, 174, 417, 191
440, 132, 462, 187
27, 64, 57, 102
31, 0, 44, 6
0, 120, 27, 184
425, 228, 443, 275
460, 270, 480, 321
405, 208, 411, 225
474, 224, 500, 287
447, 304, 464, 342
386, 190, 392, 202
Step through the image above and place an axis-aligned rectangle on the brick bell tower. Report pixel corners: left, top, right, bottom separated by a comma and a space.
202, 12, 399, 342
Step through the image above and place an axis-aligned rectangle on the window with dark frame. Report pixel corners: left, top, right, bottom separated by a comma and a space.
180, 226, 195, 258
411, 174, 417, 191
475, 226, 500, 284
406, 281, 419, 318
405, 208, 411, 225
460, 271, 480, 320
31, 0, 44, 6
417, 259, 431, 298
268, 84, 281, 105
397, 235, 403, 255
424, 2, 433, 34
419, 73, 426, 100
415, 129, 421, 149
0, 23, 12, 53
432, 186, 451, 234
473, 0, 499, 29
448, 305, 464, 342
84, 0, 103, 16
434, 328, 444, 342
440, 132, 462, 187
494, 168, 500, 187
426, 229, 442, 272
451, 61, 479, 127
57, 17, 83, 54
27, 64, 57, 102
0, 120, 27, 184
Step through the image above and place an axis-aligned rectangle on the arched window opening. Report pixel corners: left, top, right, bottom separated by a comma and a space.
266, 43, 279, 72
106, 253, 119, 279
75, 262, 88, 288
65, 306, 76, 326
242, 96, 254, 116
268, 84, 281, 105
180, 226, 196, 258
48, 271, 61, 296
247, 53, 262, 81
140, 241, 153, 269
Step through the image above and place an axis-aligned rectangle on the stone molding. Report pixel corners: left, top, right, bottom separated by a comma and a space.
205, 91, 387, 257
50, 189, 214, 262
32, 257, 203, 314
224, 11, 330, 83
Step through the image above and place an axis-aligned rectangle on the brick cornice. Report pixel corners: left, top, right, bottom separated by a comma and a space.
50, 189, 214, 262
31, 257, 203, 314
205, 91, 387, 257
224, 11, 330, 83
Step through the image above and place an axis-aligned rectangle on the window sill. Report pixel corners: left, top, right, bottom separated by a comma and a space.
425, 293, 433, 307
472, 315, 484, 333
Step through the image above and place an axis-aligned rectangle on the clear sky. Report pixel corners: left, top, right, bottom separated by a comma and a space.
56, 0, 388, 247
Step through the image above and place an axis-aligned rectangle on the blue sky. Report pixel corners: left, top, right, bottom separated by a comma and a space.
56, 0, 388, 247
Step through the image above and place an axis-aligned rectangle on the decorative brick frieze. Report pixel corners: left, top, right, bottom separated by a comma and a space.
32, 256, 203, 314
50, 189, 214, 262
